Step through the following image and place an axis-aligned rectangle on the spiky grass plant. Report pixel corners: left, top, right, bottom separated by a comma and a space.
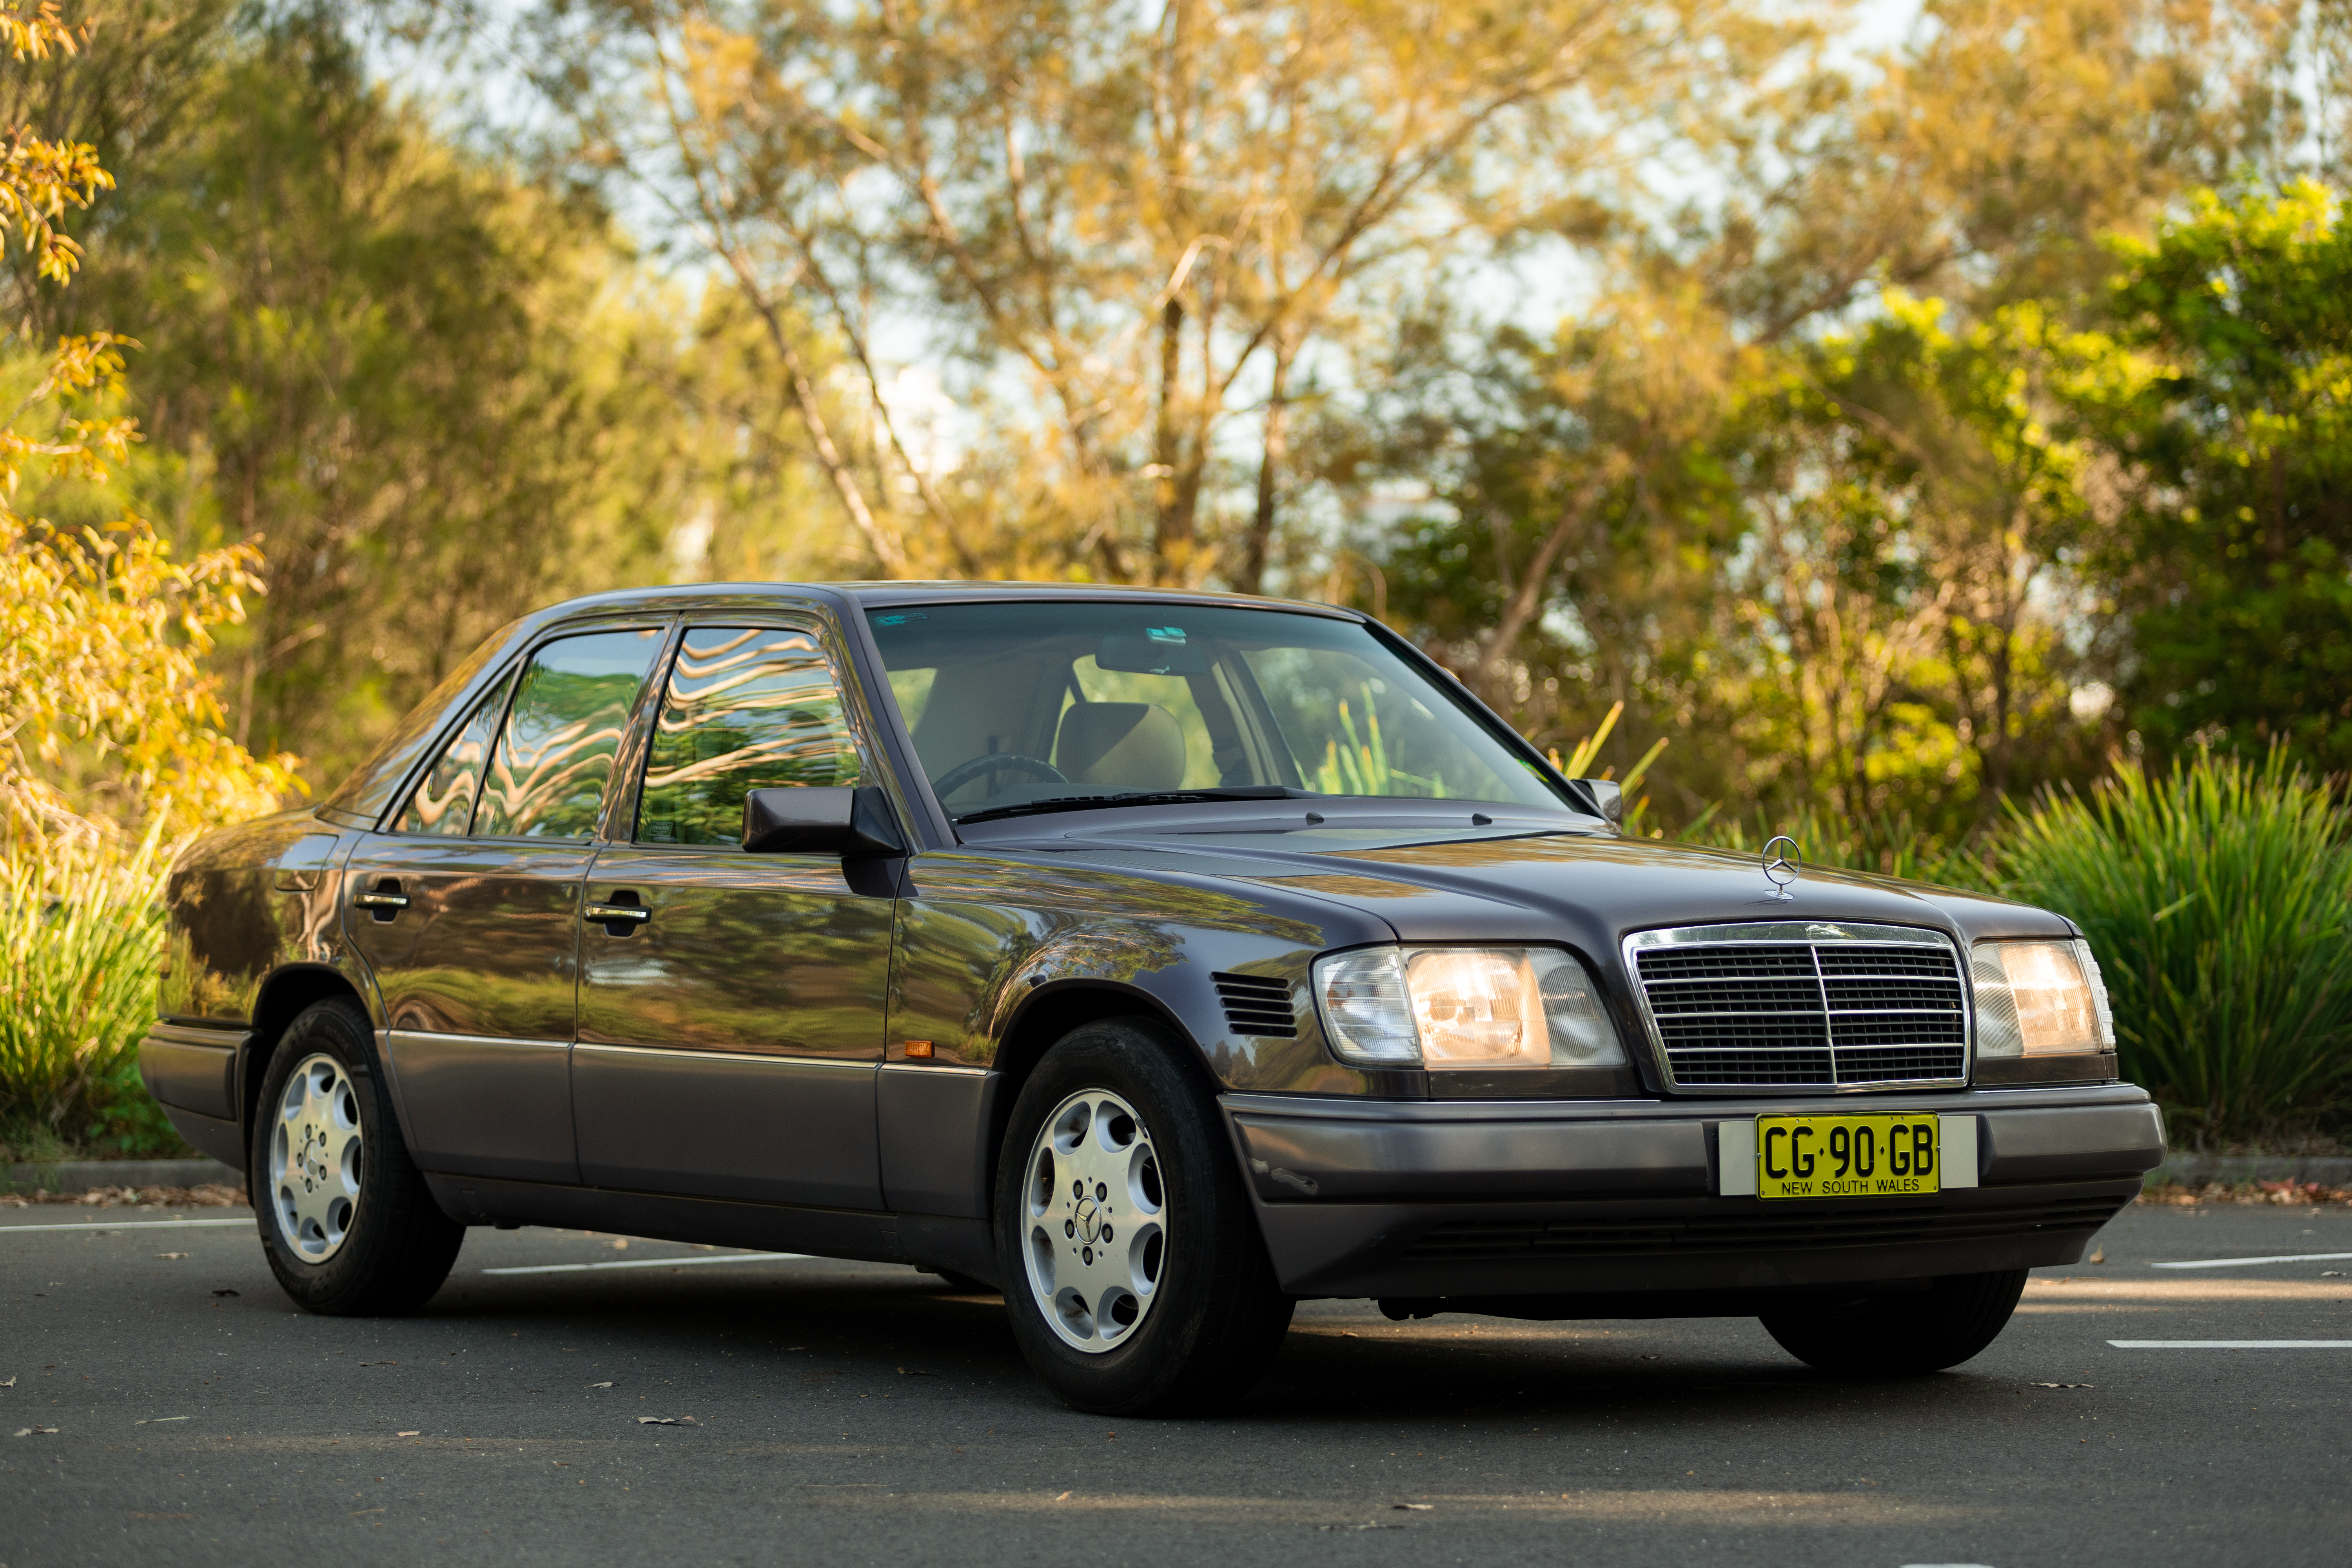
0, 827, 178, 1159
1992, 750, 2352, 1147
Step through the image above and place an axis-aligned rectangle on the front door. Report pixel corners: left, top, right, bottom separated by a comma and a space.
575, 621, 898, 1210
347, 625, 667, 1184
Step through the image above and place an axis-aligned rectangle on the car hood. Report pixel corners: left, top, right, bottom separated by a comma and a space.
992, 817, 2066, 949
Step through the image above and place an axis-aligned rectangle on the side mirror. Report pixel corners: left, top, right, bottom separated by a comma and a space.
742, 785, 908, 857
1566, 778, 1623, 827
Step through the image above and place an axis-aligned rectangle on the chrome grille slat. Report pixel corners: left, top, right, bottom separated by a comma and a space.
1624, 922, 1970, 1093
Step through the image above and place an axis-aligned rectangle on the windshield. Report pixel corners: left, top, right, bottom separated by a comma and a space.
864, 602, 1572, 820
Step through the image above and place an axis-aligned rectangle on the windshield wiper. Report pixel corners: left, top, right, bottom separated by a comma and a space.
954, 785, 1316, 826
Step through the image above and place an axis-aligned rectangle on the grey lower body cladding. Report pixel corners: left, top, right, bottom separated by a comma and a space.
1221, 1084, 2161, 1303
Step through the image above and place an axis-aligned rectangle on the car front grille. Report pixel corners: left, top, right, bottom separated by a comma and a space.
1626, 922, 1969, 1092
1399, 1192, 2125, 1263
1212, 971, 1298, 1039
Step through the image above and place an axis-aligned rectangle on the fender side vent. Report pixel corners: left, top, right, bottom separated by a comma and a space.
1213, 972, 1298, 1039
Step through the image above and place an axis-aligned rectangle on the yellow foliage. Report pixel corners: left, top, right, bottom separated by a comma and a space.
0, 2, 295, 853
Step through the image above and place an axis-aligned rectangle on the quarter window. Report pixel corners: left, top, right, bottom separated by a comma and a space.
636, 625, 866, 847
472, 629, 665, 839
395, 669, 515, 836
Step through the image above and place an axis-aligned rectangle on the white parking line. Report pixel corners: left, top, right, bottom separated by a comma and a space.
2108, 1340, 2352, 1349
0, 1218, 255, 1234
2151, 1251, 2352, 1270
480, 1252, 810, 1276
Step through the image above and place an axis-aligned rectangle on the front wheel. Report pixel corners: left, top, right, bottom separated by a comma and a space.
1760, 1269, 2030, 1374
995, 1018, 1292, 1415
252, 998, 464, 1315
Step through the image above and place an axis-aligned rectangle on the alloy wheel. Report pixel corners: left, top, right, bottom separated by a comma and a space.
1020, 1088, 1167, 1353
270, 1052, 364, 1263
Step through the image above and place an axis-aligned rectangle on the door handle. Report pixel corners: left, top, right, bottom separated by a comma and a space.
584, 902, 651, 924
355, 880, 409, 923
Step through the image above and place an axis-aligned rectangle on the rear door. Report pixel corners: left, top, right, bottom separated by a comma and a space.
573, 620, 899, 1209
346, 624, 668, 1184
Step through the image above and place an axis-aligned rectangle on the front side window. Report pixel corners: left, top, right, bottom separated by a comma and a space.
635, 625, 866, 847
472, 629, 665, 839
395, 668, 516, 836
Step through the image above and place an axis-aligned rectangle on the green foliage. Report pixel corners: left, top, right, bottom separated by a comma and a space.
2092, 184, 2352, 770
1988, 749, 2352, 1146
0, 831, 182, 1154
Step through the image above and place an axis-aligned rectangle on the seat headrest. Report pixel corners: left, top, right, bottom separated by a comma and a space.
1054, 702, 1186, 790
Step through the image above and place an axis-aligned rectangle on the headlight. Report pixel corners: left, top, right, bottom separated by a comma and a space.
1313, 946, 1626, 1069
1971, 939, 2114, 1056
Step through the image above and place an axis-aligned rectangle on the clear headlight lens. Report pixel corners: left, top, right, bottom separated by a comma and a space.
1971, 938, 2115, 1056
1314, 946, 1625, 1069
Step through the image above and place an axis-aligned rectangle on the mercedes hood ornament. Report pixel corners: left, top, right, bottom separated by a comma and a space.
1762, 835, 1802, 901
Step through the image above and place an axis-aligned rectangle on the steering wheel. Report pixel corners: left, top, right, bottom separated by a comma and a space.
930, 752, 1068, 799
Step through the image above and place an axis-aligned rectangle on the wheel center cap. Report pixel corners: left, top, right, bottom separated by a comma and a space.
1075, 1198, 1102, 1243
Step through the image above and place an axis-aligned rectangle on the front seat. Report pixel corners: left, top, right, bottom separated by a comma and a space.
1054, 702, 1186, 789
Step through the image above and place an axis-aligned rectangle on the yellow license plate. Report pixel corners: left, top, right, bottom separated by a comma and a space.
1756, 1113, 1942, 1200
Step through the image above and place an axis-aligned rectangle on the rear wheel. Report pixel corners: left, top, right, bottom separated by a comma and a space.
995, 1018, 1292, 1415
1760, 1269, 2029, 1374
252, 998, 463, 1315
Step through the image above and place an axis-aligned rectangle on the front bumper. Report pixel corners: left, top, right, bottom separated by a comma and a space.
1221, 1083, 2163, 1302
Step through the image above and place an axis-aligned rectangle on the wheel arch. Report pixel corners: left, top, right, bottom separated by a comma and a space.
982, 980, 1213, 1223
241, 965, 372, 1144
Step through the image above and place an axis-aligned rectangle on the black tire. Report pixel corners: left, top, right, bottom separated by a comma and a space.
251, 998, 464, 1316
1760, 1269, 2030, 1374
994, 1018, 1293, 1416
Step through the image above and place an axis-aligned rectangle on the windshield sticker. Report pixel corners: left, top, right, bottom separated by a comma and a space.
1145, 626, 1187, 643
871, 612, 928, 627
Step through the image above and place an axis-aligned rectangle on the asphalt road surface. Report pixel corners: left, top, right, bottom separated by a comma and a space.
4, 1197, 2347, 1566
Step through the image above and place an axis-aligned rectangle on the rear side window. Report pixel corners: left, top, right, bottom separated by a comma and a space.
472, 629, 666, 839
635, 625, 866, 847
394, 669, 515, 836
318, 621, 519, 824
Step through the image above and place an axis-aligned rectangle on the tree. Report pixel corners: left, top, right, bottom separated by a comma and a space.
516, 0, 1802, 586
2090, 182, 2352, 768
0, 0, 292, 846
57, 13, 842, 788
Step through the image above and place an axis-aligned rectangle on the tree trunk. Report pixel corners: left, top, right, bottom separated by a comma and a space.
1477, 478, 1603, 701
1152, 296, 1191, 579
1236, 338, 1296, 596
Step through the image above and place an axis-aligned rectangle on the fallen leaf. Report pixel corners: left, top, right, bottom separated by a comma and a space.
1393, 1503, 1433, 1511
636, 1415, 699, 1426
588, 1381, 614, 1389
1321, 1523, 1406, 1532
134, 1417, 191, 1425
14, 1426, 59, 1437
350, 1508, 385, 1516
1055, 1490, 1071, 1501
154, 1252, 189, 1260
211, 1289, 238, 1298
2030, 1382, 2094, 1389
396, 1431, 420, 1438
0, 1376, 14, 1388
2088, 1247, 2106, 1265
2322, 1270, 2344, 1278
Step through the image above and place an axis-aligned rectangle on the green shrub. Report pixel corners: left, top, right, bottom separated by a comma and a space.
0, 834, 190, 1160
1989, 751, 2352, 1147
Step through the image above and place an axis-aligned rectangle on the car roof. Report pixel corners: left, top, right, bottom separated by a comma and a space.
527, 580, 1366, 626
